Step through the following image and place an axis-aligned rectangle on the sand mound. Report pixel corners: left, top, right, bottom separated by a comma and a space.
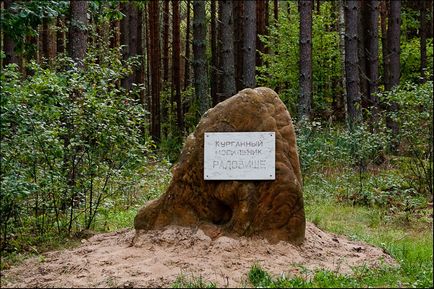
1, 223, 396, 288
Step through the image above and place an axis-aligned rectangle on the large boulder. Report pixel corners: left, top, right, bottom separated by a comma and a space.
134, 87, 305, 244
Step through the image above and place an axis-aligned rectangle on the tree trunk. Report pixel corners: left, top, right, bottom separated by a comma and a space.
243, 0, 256, 88
193, 0, 210, 115
210, 0, 218, 105
149, 0, 161, 142
380, 0, 388, 89
172, 0, 183, 132
120, 3, 129, 89
385, 0, 400, 151
233, 1, 244, 91
163, 1, 170, 83
366, 0, 379, 125
256, 0, 266, 67
68, 0, 88, 67
57, 16, 66, 54
42, 17, 57, 64
420, 1, 427, 83
128, 2, 138, 87
344, 0, 362, 129
385, 0, 400, 90
274, 0, 279, 22
219, 0, 236, 99
184, 0, 192, 90
110, 3, 121, 49
298, 0, 313, 121
358, 0, 368, 108
137, 9, 145, 106
338, 0, 347, 119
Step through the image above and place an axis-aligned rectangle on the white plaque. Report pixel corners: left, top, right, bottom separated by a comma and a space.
204, 132, 275, 180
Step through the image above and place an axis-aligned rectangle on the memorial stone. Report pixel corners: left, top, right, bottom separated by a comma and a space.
134, 87, 305, 244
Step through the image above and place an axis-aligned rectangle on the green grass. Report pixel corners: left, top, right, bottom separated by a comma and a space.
241, 169, 433, 288
171, 272, 217, 288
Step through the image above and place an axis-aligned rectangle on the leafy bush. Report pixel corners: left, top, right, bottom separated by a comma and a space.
381, 81, 433, 197
0, 48, 150, 251
295, 121, 388, 173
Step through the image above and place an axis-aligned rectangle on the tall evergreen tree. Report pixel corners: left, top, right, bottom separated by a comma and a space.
210, 0, 218, 105
243, 0, 256, 88
193, 0, 210, 115
162, 1, 170, 83
366, 0, 380, 124
184, 0, 192, 90
420, 1, 427, 83
233, 0, 244, 91
172, 0, 183, 132
219, 0, 236, 99
149, 0, 161, 142
344, 0, 362, 129
385, 0, 401, 151
298, 0, 313, 121
68, 0, 88, 67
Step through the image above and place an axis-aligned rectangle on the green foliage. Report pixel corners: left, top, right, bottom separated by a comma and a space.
171, 272, 216, 288
295, 121, 388, 173
401, 38, 434, 83
257, 2, 342, 116
246, 262, 432, 288
248, 263, 273, 287
381, 81, 433, 197
1, 1, 69, 55
0, 47, 150, 252
257, 1, 299, 114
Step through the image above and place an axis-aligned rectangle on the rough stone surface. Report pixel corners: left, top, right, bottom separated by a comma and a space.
134, 87, 305, 244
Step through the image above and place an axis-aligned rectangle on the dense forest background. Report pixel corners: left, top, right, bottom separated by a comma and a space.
0, 0, 433, 271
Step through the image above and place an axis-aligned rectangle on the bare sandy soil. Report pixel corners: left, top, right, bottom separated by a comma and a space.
1, 222, 396, 288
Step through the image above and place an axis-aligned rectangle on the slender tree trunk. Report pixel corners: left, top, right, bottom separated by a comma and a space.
380, 0, 388, 89
243, 0, 256, 88
344, 0, 362, 129
172, 0, 183, 132
68, 0, 88, 67
256, 0, 266, 67
358, 0, 368, 108
57, 16, 66, 54
385, 0, 400, 90
366, 0, 380, 125
193, 0, 210, 115
110, 3, 121, 49
274, 0, 279, 22
385, 0, 400, 151
128, 2, 138, 87
145, 4, 151, 113
219, 0, 236, 99
184, 0, 192, 90
298, 0, 313, 121
42, 18, 57, 64
149, 0, 161, 142
163, 1, 170, 83
233, 1, 244, 91
120, 3, 130, 89
210, 0, 218, 105
339, 0, 347, 119
420, 1, 427, 83
137, 9, 145, 105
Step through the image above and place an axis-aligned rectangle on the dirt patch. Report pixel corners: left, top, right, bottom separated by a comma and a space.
1, 223, 396, 288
